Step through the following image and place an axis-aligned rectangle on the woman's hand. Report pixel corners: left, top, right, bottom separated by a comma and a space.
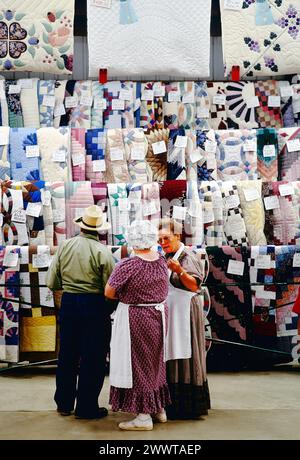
167, 259, 182, 274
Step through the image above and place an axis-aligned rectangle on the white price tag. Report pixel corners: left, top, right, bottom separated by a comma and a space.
268, 96, 281, 107
263, 145, 276, 157
207, 156, 216, 170
224, 0, 243, 10
93, 159, 106, 172
226, 194, 240, 209
264, 196, 280, 211
287, 138, 300, 152
26, 202, 42, 218
213, 94, 226, 105
80, 95, 93, 107
110, 147, 124, 162
280, 86, 294, 98
8, 84, 21, 94
203, 208, 214, 224
41, 190, 51, 206
0, 127, 9, 146
188, 202, 202, 218
12, 209, 27, 224
153, 84, 165, 97
19, 79, 33, 90
190, 149, 203, 164
72, 153, 85, 166
112, 99, 125, 111
42, 95, 56, 107
182, 92, 195, 104
94, 97, 107, 110
244, 188, 260, 202
279, 183, 295, 196
3, 251, 19, 267
119, 89, 132, 101
293, 253, 300, 267
54, 103, 66, 117
246, 96, 260, 108
131, 146, 145, 160
255, 255, 272, 269
205, 140, 217, 154
173, 206, 187, 221
197, 107, 210, 118
53, 209, 65, 223
32, 253, 50, 269
141, 90, 154, 101
168, 91, 181, 102
65, 96, 78, 108
227, 260, 245, 276
53, 150, 66, 162
175, 136, 188, 149
143, 201, 158, 216
26, 145, 40, 158
91, 0, 112, 7
152, 141, 167, 155
134, 98, 141, 111
118, 198, 129, 212
244, 139, 257, 152
255, 289, 276, 300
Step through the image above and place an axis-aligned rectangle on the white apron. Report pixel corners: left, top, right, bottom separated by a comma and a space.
165, 243, 196, 361
109, 301, 166, 389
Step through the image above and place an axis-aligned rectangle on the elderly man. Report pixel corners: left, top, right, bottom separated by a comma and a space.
46, 205, 115, 420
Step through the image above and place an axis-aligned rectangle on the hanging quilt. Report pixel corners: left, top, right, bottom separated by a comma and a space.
215, 129, 258, 181
139, 82, 156, 130
178, 81, 195, 130
69, 81, 92, 129
0, 126, 12, 180
91, 81, 104, 129
0, 1, 74, 74
254, 80, 283, 128
87, 0, 211, 79
256, 128, 279, 181
185, 131, 198, 182
194, 130, 218, 182
123, 128, 152, 184
60, 80, 76, 127
0, 78, 8, 126
145, 129, 168, 181
0, 246, 20, 363
38, 80, 55, 127
107, 183, 128, 246
278, 127, 300, 181
9, 128, 40, 181
19, 78, 40, 128
103, 81, 135, 129
65, 181, 93, 239
167, 129, 187, 180
153, 83, 165, 130
1, 183, 28, 246
185, 180, 204, 247
292, 83, 300, 126
105, 128, 131, 184
45, 181, 66, 246
226, 81, 259, 129
127, 183, 143, 226
91, 182, 108, 245
279, 81, 295, 128
85, 128, 106, 183
220, 0, 300, 78
198, 180, 226, 247
221, 181, 249, 247
142, 182, 160, 229
53, 80, 67, 128
207, 82, 228, 130
71, 128, 86, 182
237, 180, 267, 246
37, 127, 70, 182
163, 82, 180, 130
195, 81, 210, 131
5, 81, 23, 127
292, 181, 300, 245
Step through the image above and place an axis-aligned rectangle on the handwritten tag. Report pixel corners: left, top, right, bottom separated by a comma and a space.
244, 188, 260, 202
280, 85, 294, 98
173, 206, 187, 221
244, 139, 257, 152
3, 251, 19, 268
131, 146, 145, 160
255, 255, 272, 269
287, 138, 300, 152
152, 141, 167, 155
182, 92, 195, 104
141, 90, 154, 101
263, 145, 276, 157
226, 194, 240, 209
26, 202, 42, 218
175, 136, 188, 149
12, 209, 27, 224
119, 89, 132, 101
264, 196, 280, 211
153, 84, 165, 97
8, 84, 21, 94
80, 94, 93, 107
205, 140, 217, 154
203, 208, 214, 224
42, 95, 56, 107
32, 253, 50, 269
110, 147, 124, 162
91, 0, 112, 7
279, 183, 295, 196
268, 96, 281, 107
53, 150, 66, 162
143, 201, 158, 216
54, 103, 66, 117
26, 145, 40, 158
190, 149, 203, 163
293, 253, 300, 267
41, 190, 51, 206
188, 202, 202, 218
246, 96, 260, 108
112, 99, 125, 111
168, 91, 181, 102
255, 289, 276, 300
72, 153, 85, 166
227, 260, 245, 276
224, 0, 243, 10
94, 97, 107, 110
0, 128, 9, 146
93, 159, 106, 172
65, 96, 78, 108
19, 79, 33, 89
197, 107, 210, 118
213, 94, 226, 105
53, 209, 65, 223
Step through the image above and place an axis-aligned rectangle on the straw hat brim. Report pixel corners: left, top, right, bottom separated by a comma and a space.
73, 217, 111, 232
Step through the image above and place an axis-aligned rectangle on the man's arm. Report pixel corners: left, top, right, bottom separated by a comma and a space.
46, 245, 63, 291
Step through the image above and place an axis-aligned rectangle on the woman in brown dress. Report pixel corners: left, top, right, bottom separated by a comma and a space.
158, 217, 211, 420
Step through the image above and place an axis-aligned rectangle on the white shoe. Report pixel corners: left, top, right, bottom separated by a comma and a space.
119, 416, 153, 431
152, 410, 167, 423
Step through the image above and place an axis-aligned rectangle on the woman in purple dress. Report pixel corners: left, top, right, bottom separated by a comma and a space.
105, 220, 171, 431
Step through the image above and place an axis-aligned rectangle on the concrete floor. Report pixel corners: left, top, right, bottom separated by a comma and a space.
0, 364, 299, 440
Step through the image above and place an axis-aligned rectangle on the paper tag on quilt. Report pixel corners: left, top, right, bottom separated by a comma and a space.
246, 96, 260, 108
213, 94, 226, 105
293, 253, 300, 267
119, 89, 132, 101
152, 141, 167, 155
168, 91, 181, 102
268, 96, 281, 107
226, 194, 240, 209
65, 96, 78, 108
188, 202, 202, 218
287, 138, 300, 152
263, 145, 276, 157
141, 90, 154, 101
72, 153, 85, 166
264, 196, 280, 210
26, 145, 40, 158
26, 202, 42, 218
53, 150, 66, 162
279, 183, 295, 196
0, 128, 9, 145
153, 84, 165, 97
203, 208, 214, 224
91, 0, 112, 8
207, 156, 216, 169
173, 206, 187, 221
205, 140, 217, 154
244, 139, 257, 152
255, 255, 272, 269
54, 103, 66, 117
3, 251, 19, 267
12, 209, 27, 224
32, 253, 51, 269
182, 92, 195, 104
255, 289, 276, 300
280, 86, 294, 98
43, 95, 56, 107
112, 99, 125, 111
19, 79, 33, 89
131, 146, 145, 160
227, 260, 245, 276
175, 136, 188, 149
94, 97, 107, 110
244, 188, 260, 202
110, 148, 124, 161
8, 84, 21, 94
224, 0, 243, 10
53, 209, 65, 223
80, 94, 93, 107
143, 201, 158, 216
93, 159, 106, 172
41, 190, 51, 206
197, 107, 210, 118
190, 149, 203, 163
